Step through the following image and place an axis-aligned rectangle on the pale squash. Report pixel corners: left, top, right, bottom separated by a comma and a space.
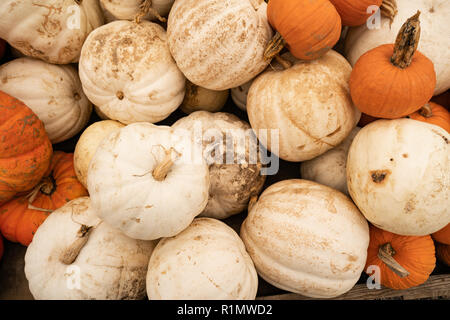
100, 0, 174, 21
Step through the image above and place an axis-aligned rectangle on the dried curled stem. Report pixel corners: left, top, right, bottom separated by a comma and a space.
59, 225, 93, 265
418, 103, 433, 118
380, 0, 398, 25
152, 147, 179, 181
264, 32, 286, 62
378, 243, 410, 278
391, 11, 421, 69
134, 0, 167, 24
26, 176, 56, 213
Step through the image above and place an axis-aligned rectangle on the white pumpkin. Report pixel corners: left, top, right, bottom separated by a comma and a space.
347, 119, 450, 236
79, 20, 185, 124
173, 111, 266, 219
0, 0, 104, 64
167, 0, 273, 90
240, 179, 370, 298
301, 127, 361, 195
100, 0, 175, 21
231, 79, 254, 111
345, 0, 450, 95
247, 51, 359, 162
180, 81, 229, 114
147, 217, 258, 300
87, 122, 210, 240
25, 197, 155, 300
74, 120, 125, 189
0, 57, 92, 144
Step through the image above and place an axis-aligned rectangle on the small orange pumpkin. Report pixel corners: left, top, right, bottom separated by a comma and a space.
0, 151, 88, 246
407, 102, 450, 133
329, 0, 382, 26
349, 12, 436, 119
0, 91, 53, 204
265, 0, 341, 61
435, 243, 450, 267
365, 225, 436, 290
0, 233, 3, 261
432, 224, 450, 245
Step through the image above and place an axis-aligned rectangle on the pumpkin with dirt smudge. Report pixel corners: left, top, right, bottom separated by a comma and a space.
0, 91, 52, 205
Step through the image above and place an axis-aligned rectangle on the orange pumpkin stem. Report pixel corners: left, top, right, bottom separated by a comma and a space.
26, 176, 56, 213
418, 104, 433, 118
264, 31, 286, 61
391, 11, 421, 69
378, 243, 410, 278
380, 0, 398, 24
134, 0, 167, 24
152, 147, 177, 181
59, 225, 93, 265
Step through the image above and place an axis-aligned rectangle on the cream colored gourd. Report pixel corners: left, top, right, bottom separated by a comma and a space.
0, 57, 92, 144
24, 197, 155, 300
173, 111, 266, 219
231, 79, 254, 111
74, 120, 125, 189
79, 20, 185, 124
180, 81, 229, 114
167, 0, 272, 90
100, 0, 174, 21
347, 119, 450, 236
345, 0, 450, 95
247, 51, 359, 162
240, 179, 370, 298
87, 123, 210, 240
301, 127, 361, 195
0, 0, 104, 64
147, 218, 258, 300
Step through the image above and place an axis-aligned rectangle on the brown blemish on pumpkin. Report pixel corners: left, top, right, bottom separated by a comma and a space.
193, 235, 202, 240
326, 126, 341, 137
370, 170, 391, 184
402, 153, 408, 158
404, 198, 416, 214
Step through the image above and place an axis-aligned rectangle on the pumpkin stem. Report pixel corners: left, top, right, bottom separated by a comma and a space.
134, 0, 167, 24
25, 176, 56, 213
274, 54, 292, 70
59, 225, 93, 265
152, 147, 178, 181
390, 11, 421, 69
418, 103, 433, 118
378, 243, 410, 278
264, 31, 286, 62
380, 0, 398, 25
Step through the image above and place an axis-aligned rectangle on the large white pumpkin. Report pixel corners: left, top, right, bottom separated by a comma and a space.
25, 197, 155, 300
167, 0, 272, 90
247, 51, 359, 162
87, 123, 210, 240
347, 119, 450, 236
0, 57, 92, 143
301, 127, 361, 195
345, 0, 450, 95
100, 0, 175, 21
173, 111, 266, 219
74, 120, 125, 189
79, 20, 185, 124
240, 179, 370, 298
147, 218, 258, 300
0, 0, 104, 64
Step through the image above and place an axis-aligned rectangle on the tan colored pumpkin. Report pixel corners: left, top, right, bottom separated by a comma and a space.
100, 0, 174, 22
74, 120, 125, 189
241, 179, 370, 298
180, 81, 229, 114
347, 119, 450, 236
247, 51, 359, 162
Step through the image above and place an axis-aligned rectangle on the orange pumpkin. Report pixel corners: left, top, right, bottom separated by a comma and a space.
0, 91, 53, 204
0, 234, 3, 261
435, 243, 450, 267
349, 12, 436, 119
432, 224, 450, 245
0, 151, 88, 246
265, 0, 341, 61
407, 102, 450, 133
365, 225, 435, 290
329, 0, 382, 26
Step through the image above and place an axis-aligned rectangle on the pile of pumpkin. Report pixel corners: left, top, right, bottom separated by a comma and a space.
0, 0, 449, 300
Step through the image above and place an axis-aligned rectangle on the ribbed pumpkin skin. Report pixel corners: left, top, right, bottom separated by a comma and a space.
408, 102, 450, 133
329, 0, 382, 26
365, 225, 436, 290
432, 224, 450, 245
0, 152, 88, 246
167, 0, 272, 90
267, 0, 341, 60
0, 92, 52, 204
435, 242, 450, 267
350, 44, 436, 119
